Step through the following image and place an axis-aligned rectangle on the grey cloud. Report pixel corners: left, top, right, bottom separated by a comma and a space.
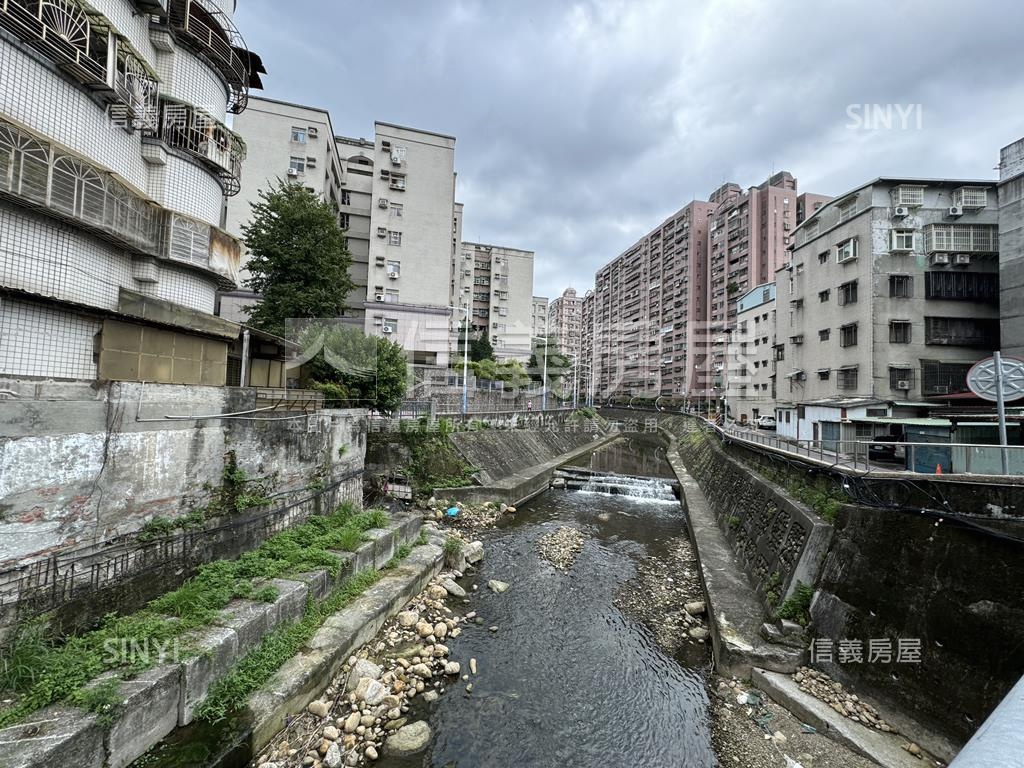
235, 0, 1024, 298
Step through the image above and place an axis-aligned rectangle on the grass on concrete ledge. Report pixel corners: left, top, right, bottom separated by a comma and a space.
0, 503, 389, 728
196, 538, 420, 724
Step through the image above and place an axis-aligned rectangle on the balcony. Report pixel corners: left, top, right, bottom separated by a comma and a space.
0, 0, 159, 131
166, 0, 257, 114
157, 100, 245, 195
0, 117, 241, 285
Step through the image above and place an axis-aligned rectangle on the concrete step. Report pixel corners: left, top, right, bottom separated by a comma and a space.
0, 511, 427, 768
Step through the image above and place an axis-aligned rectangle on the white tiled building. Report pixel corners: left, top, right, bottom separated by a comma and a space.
0, 0, 263, 384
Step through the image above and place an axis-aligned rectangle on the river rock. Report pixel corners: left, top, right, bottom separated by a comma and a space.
463, 541, 485, 564
397, 610, 419, 628
409, 663, 433, 678
427, 585, 447, 600
415, 621, 434, 638
323, 725, 340, 741
386, 721, 432, 756
470, 658, 477, 675
423, 690, 439, 703
487, 579, 510, 594
688, 627, 710, 640
444, 661, 461, 675
346, 659, 382, 691
354, 677, 388, 706
307, 700, 330, 718
440, 578, 467, 598
323, 742, 342, 768
343, 711, 360, 733
434, 622, 448, 639
684, 601, 706, 615
365, 745, 379, 761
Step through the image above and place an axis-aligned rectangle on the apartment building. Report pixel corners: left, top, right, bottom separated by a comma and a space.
0, 0, 262, 384
455, 242, 535, 361
775, 178, 1000, 442
580, 289, 595, 403
531, 296, 549, 338
592, 201, 714, 399
548, 287, 583, 357
999, 136, 1024, 358
726, 283, 777, 424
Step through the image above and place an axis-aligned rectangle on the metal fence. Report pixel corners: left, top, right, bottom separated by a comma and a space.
0, 469, 361, 628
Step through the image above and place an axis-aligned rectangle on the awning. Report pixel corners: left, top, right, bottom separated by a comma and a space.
234, 47, 267, 88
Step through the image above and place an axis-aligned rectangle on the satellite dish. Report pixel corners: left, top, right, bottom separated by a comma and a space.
967, 356, 1024, 403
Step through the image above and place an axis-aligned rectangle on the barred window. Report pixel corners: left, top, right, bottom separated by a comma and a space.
838, 280, 858, 305
925, 271, 998, 302
889, 320, 912, 344
50, 156, 106, 225
924, 316, 998, 347
837, 367, 859, 389
889, 274, 913, 298
840, 323, 858, 347
893, 185, 925, 206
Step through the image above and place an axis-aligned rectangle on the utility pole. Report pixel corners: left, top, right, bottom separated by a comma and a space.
448, 304, 470, 415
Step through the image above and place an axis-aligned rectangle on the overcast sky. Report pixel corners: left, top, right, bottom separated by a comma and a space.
235, 0, 1024, 300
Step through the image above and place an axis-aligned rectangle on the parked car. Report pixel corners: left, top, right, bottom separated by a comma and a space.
868, 434, 902, 462
755, 415, 776, 430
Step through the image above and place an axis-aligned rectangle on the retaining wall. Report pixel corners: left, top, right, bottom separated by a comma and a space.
0, 380, 366, 567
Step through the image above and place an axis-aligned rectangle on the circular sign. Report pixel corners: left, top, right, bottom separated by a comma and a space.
967, 356, 1024, 402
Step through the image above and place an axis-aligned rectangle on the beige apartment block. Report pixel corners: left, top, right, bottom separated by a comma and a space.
725, 283, 777, 424
532, 296, 549, 339
775, 178, 1000, 440
548, 287, 583, 359
455, 242, 535, 361
363, 122, 458, 366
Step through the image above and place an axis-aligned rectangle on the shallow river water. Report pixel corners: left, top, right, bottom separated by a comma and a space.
378, 444, 715, 767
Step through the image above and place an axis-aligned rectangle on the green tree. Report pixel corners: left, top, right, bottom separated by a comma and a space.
527, 336, 570, 384
301, 324, 408, 415
470, 331, 495, 362
242, 181, 354, 336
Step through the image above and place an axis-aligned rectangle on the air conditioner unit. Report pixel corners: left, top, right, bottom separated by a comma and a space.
374, 294, 385, 302
896, 380, 911, 390
286, 168, 299, 176
378, 198, 389, 209
391, 153, 402, 166
953, 253, 971, 267
464, 253, 473, 259
388, 271, 399, 279
376, 227, 387, 237
307, 126, 318, 138
893, 206, 909, 218
382, 325, 394, 334
931, 253, 950, 265
948, 206, 964, 217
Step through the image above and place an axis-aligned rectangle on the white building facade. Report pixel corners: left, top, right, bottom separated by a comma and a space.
726, 282, 776, 424
1, 0, 262, 384
455, 242, 535, 361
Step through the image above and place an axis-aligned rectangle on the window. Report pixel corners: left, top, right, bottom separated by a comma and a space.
889, 320, 912, 343
818, 289, 830, 302
924, 223, 998, 253
389, 175, 406, 191
340, 190, 351, 206
889, 367, 914, 390
840, 323, 858, 347
386, 260, 400, 276
291, 127, 307, 143
891, 229, 915, 251
818, 251, 829, 264
855, 424, 874, 439
953, 187, 988, 209
385, 289, 399, 303
837, 366, 859, 390
837, 198, 857, 223
924, 316, 999, 347
921, 360, 973, 395
889, 274, 913, 298
924, 271, 998, 302
894, 185, 925, 207
836, 238, 858, 263
391, 145, 407, 163
338, 213, 349, 229
866, 408, 887, 417
390, 202, 403, 217
774, 344, 785, 361
819, 328, 831, 341
817, 369, 831, 380
289, 156, 305, 173
388, 231, 402, 246
838, 280, 858, 305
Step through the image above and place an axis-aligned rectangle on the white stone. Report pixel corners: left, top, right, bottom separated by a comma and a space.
487, 579, 509, 593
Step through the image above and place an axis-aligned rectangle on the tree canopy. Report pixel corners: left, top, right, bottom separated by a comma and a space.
469, 331, 495, 362
242, 181, 354, 337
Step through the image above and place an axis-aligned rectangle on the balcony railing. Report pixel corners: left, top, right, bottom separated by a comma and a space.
1, 0, 160, 131
157, 100, 245, 195
0, 117, 241, 286
167, 0, 251, 114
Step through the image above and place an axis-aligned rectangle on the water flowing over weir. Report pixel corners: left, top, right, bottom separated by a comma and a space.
578, 472, 678, 502
373, 435, 715, 768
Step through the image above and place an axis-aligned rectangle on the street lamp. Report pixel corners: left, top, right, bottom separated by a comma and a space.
448, 304, 469, 415
530, 335, 549, 412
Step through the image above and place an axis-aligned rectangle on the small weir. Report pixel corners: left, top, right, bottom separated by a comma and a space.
552, 466, 679, 502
